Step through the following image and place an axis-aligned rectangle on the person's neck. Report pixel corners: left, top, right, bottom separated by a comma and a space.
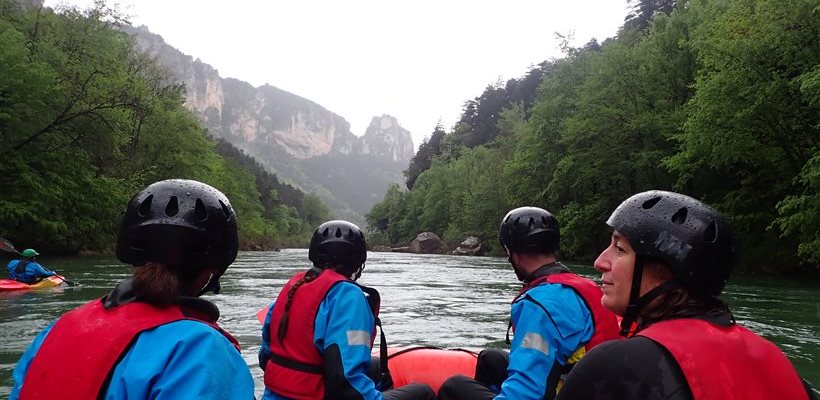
514, 253, 557, 278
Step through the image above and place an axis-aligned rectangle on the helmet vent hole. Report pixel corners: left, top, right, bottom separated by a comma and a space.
218, 200, 231, 220
165, 196, 179, 217
335, 228, 342, 238
642, 196, 662, 209
671, 207, 688, 224
195, 199, 208, 221
704, 220, 718, 243
138, 195, 153, 217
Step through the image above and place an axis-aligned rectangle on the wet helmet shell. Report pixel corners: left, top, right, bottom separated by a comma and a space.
308, 220, 367, 273
499, 206, 560, 254
607, 190, 735, 297
116, 179, 239, 274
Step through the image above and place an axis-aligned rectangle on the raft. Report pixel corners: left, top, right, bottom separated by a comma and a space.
0, 275, 64, 291
382, 346, 478, 394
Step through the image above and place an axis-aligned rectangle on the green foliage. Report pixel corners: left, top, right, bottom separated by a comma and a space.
775, 154, 820, 264
0, 1, 326, 253
369, 0, 819, 272
404, 124, 445, 189
666, 0, 819, 269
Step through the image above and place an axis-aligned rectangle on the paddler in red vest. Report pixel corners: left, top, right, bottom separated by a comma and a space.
259, 220, 435, 400
439, 206, 621, 400
557, 190, 816, 400
10, 179, 254, 399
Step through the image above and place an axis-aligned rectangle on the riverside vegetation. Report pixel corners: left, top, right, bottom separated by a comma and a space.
366, 0, 819, 273
0, 0, 329, 253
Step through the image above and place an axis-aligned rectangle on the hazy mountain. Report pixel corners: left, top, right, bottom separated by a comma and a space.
126, 25, 414, 223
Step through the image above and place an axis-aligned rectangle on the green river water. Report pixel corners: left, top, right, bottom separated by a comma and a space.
1, 249, 818, 397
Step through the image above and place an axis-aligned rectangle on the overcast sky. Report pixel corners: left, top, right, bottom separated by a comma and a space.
45, 0, 630, 149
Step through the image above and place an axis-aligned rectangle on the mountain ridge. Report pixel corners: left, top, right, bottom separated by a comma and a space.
126, 24, 414, 223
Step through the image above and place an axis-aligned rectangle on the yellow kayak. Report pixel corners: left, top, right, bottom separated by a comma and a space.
0, 275, 64, 291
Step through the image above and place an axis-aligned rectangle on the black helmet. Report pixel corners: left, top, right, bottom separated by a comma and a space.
499, 206, 560, 254
607, 190, 735, 297
308, 220, 367, 272
116, 179, 239, 275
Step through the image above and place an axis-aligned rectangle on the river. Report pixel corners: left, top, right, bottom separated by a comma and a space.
1, 249, 818, 397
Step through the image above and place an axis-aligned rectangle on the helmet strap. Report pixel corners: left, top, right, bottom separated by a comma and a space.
351, 263, 365, 281
506, 250, 528, 282
197, 272, 221, 296
620, 254, 646, 336
620, 254, 680, 336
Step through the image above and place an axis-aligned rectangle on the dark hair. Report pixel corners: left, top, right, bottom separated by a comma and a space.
636, 261, 730, 331
277, 267, 322, 342
132, 263, 179, 307
131, 262, 201, 307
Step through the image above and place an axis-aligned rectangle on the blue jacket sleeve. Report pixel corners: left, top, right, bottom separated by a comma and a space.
495, 284, 594, 400
104, 319, 255, 399
28, 261, 56, 278
315, 282, 383, 400
259, 301, 274, 370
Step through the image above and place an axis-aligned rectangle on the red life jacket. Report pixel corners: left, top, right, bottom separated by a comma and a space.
639, 318, 808, 400
19, 298, 239, 399
514, 270, 621, 351
265, 269, 379, 399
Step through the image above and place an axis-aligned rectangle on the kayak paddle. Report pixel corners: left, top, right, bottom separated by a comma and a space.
0, 237, 22, 255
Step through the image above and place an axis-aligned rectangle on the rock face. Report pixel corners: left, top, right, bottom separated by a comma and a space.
409, 232, 447, 254
125, 25, 414, 222
452, 236, 484, 256
371, 245, 393, 252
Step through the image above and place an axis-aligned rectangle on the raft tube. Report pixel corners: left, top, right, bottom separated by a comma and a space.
0, 275, 64, 291
383, 346, 478, 394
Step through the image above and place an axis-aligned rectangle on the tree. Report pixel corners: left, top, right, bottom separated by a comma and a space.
404, 123, 445, 189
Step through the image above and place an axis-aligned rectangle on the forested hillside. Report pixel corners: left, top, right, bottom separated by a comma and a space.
0, 1, 327, 253
367, 0, 819, 272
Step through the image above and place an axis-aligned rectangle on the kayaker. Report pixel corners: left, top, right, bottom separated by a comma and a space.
557, 190, 816, 400
10, 179, 254, 399
259, 220, 435, 400
5, 248, 57, 284
438, 207, 621, 400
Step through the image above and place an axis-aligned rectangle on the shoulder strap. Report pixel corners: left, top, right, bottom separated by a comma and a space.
358, 285, 392, 389
16, 259, 31, 274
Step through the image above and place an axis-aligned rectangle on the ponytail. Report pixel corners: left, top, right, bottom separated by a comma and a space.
132, 262, 180, 307
277, 267, 322, 342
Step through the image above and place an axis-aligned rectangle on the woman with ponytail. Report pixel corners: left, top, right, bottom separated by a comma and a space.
259, 220, 434, 400
10, 179, 254, 399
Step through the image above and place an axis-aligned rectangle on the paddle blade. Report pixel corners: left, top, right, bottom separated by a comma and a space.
0, 237, 20, 254
55, 275, 79, 287
256, 305, 271, 325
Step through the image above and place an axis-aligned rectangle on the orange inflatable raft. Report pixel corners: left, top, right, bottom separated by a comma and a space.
382, 346, 478, 393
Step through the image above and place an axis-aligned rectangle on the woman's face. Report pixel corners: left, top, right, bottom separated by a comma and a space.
594, 231, 636, 315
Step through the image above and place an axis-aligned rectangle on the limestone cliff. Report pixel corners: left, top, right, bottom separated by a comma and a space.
126, 25, 414, 222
